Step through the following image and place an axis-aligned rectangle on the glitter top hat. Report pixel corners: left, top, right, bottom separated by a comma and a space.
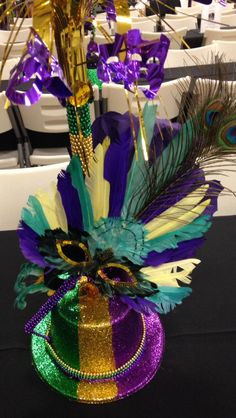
32, 280, 164, 402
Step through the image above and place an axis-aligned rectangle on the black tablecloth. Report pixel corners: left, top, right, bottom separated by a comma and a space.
0, 216, 236, 417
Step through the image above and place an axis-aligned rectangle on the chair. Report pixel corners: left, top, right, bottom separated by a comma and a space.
0, 162, 67, 231
164, 44, 217, 68
163, 16, 197, 31
102, 76, 191, 120
19, 94, 70, 166
12, 17, 33, 28
157, 76, 191, 119
0, 92, 18, 169
204, 28, 236, 45
0, 42, 26, 60
214, 40, 236, 61
175, 5, 203, 16
0, 58, 19, 79
0, 28, 30, 43
221, 9, 236, 16
131, 19, 156, 32
221, 14, 236, 27
142, 27, 188, 49
18, 90, 98, 166
132, 16, 154, 22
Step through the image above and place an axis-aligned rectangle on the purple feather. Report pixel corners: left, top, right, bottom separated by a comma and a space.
140, 168, 205, 224
120, 295, 157, 315
17, 221, 48, 267
144, 237, 205, 267
92, 112, 135, 216
151, 120, 181, 159
57, 170, 83, 230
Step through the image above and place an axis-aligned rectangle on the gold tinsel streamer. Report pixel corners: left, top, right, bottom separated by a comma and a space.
113, 0, 131, 34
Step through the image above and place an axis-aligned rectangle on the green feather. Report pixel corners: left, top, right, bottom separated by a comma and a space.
122, 103, 157, 217
21, 196, 50, 236
14, 262, 47, 309
67, 156, 94, 232
147, 215, 211, 253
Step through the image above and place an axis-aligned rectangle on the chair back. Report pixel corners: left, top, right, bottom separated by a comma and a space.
19, 94, 69, 133
204, 28, 236, 45
0, 41, 26, 60
165, 44, 217, 68
0, 28, 30, 43
164, 16, 197, 31
142, 27, 188, 49
0, 92, 12, 134
214, 40, 236, 61
221, 13, 236, 27
175, 5, 202, 16
0, 58, 19, 80
0, 162, 67, 231
132, 19, 156, 32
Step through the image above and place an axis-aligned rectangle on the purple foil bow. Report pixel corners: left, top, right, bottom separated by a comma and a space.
106, 0, 117, 22
6, 30, 72, 106
97, 29, 170, 99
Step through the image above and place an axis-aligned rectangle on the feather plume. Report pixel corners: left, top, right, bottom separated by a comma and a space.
149, 214, 211, 253
57, 170, 83, 231
21, 196, 50, 236
35, 184, 68, 233
145, 185, 210, 240
67, 156, 94, 232
122, 103, 158, 218
141, 258, 200, 287
147, 286, 192, 314
85, 144, 110, 222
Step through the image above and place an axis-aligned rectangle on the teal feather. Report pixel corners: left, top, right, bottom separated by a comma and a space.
21, 196, 50, 236
146, 215, 211, 253
154, 118, 194, 193
14, 262, 47, 309
147, 286, 192, 314
67, 156, 94, 232
122, 103, 157, 217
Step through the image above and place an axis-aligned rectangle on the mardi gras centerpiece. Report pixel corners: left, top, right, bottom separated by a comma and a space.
1, 0, 236, 404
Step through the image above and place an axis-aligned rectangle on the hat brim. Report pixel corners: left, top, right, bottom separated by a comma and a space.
32, 312, 164, 403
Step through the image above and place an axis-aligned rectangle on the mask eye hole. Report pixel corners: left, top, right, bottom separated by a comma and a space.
97, 263, 137, 287
56, 240, 90, 266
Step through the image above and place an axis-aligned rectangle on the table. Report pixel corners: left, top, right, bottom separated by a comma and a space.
0, 216, 236, 417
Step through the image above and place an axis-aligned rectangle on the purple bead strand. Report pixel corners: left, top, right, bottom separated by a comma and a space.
24, 277, 77, 341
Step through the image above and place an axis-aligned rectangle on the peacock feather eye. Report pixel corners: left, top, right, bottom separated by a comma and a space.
56, 240, 91, 266
97, 263, 137, 288
218, 117, 236, 150
204, 99, 223, 128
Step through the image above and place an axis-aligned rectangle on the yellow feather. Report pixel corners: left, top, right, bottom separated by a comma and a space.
145, 185, 210, 240
141, 258, 201, 287
85, 143, 110, 222
35, 183, 68, 233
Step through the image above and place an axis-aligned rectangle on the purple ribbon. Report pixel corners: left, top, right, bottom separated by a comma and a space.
106, 0, 117, 22
6, 30, 72, 106
97, 29, 170, 99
